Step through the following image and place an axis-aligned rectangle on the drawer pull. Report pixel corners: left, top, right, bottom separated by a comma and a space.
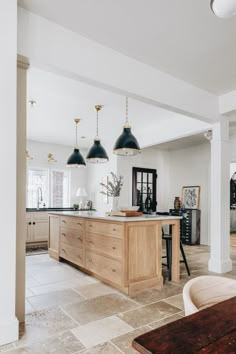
88, 240, 94, 244
77, 237, 82, 241
77, 222, 82, 226
89, 224, 93, 227
61, 220, 66, 223
113, 228, 117, 231
112, 246, 116, 250
62, 233, 66, 237
61, 248, 66, 253
112, 269, 116, 272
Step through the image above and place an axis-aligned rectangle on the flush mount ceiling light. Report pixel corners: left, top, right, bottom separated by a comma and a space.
26, 150, 33, 160
86, 105, 109, 163
48, 153, 57, 163
67, 119, 86, 167
28, 99, 37, 108
113, 97, 141, 156
211, 0, 236, 18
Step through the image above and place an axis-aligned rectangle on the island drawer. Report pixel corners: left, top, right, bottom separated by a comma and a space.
60, 216, 84, 230
85, 220, 123, 238
85, 232, 122, 259
85, 250, 122, 284
60, 242, 84, 266
60, 226, 83, 248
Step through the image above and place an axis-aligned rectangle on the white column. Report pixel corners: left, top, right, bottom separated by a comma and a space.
16, 56, 29, 323
0, 0, 19, 345
208, 119, 232, 273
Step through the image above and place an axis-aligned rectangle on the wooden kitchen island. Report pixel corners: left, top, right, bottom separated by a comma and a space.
48, 211, 181, 295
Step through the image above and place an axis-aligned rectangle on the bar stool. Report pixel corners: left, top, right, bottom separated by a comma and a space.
156, 211, 190, 281
162, 230, 190, 281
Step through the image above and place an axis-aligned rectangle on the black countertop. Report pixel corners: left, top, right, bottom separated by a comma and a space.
26, 207, 94, 212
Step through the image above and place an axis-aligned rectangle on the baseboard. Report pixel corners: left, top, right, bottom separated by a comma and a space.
0, 317, 19, 346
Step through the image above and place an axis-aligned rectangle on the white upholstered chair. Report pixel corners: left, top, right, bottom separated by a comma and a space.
183, 275, 236, 316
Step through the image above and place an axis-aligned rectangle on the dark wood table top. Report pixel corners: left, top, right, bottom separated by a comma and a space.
132, 296, 236, 353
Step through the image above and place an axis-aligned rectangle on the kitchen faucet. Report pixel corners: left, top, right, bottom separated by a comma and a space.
37, 187, 43, 210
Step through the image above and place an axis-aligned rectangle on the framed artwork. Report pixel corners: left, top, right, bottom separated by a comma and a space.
182, 186, 200, 209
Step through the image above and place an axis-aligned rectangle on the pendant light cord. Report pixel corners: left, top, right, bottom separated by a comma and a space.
75, 121, 78, 148
96, 108, 99, 139
124, 96, 130, 128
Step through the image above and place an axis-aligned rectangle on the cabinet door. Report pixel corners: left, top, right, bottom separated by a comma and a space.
33, 221, 49, 242
26, 222, 33, 242
49, 215, 60, 260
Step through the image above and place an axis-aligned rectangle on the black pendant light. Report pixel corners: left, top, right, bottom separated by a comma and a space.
113, 97, 141, 156
86, 105, 109, 163
67, 119, 86, 167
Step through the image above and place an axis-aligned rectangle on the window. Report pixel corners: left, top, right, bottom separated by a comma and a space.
51, 170, 70, 207
27, 168, 70, 208
132, 167, 157, 213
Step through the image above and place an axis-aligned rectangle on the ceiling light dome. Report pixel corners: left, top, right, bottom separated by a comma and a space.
86, 105, 109, 163
113, 97, 141, 156
211, 0, 236, 18
67, 119, 86, 167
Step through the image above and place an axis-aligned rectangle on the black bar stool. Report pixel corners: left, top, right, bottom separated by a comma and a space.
157, 212, 191, 281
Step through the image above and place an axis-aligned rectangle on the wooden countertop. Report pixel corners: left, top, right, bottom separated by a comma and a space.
48, 210, 182, 223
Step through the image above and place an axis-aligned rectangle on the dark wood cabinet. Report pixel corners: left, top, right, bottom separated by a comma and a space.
132, 167, 157, 213
169, 208, 201, 245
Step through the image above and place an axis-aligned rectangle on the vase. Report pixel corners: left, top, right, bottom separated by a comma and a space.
174, 197, 181, 210
112, 196, 119, 211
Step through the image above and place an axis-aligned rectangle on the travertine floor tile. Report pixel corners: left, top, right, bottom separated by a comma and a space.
6, 331, 84, 354
111, 326, 151, 354
118, 301, 180, 328
149, 313, 183, 329
15, 307, 77, 347
27, 289, 83, 310
164, 294, 184, 310
130, 283, 182, 305
31, 277, 97, 296
25, 300, 35, 315
62, 293, 138, 325
79, 341, 121, 354
72, 316, 133, 348
0, 343, 15, 352
74, 282, 117, 299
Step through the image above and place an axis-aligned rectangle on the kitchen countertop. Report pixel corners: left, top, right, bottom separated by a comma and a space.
26, 208, 94, 212
48, 210, 182, 222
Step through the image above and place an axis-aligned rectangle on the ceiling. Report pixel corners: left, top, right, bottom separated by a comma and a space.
27, 68, 178, 148
18, 0, 236, 94
153, 133, 209, 151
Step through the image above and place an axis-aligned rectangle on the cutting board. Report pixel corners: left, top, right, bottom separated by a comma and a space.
106, 211, 143, 217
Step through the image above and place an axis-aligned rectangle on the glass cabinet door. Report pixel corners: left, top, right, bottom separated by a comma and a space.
132, 167, 157, 213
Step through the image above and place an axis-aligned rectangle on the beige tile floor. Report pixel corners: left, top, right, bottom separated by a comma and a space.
1, 245, 236, 353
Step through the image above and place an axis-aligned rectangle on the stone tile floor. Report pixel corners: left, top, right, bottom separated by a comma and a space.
1, 245, 236, 353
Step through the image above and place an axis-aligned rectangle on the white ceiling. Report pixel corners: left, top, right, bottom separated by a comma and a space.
153, 133, 209, 151
27, 68, 178, 148
18, 0, 236, 94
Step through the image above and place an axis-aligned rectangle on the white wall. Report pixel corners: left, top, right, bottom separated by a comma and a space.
27, 140, 87, 206
168, 143, 211, 245
117, 147, 170, 212
86, 149, 118, 213
0, 0, 19, 345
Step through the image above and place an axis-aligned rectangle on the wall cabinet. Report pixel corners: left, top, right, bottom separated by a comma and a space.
26, 212, 49, 244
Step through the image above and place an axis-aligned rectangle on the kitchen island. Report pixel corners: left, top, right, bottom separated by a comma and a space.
48, 211, 181, 295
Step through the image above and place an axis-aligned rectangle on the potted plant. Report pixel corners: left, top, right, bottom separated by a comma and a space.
100, 172, 124, 211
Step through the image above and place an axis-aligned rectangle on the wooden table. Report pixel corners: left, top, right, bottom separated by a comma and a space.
133, 296, 236, 353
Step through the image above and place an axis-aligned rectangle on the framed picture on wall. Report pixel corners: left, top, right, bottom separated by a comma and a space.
182, 186, 200, 209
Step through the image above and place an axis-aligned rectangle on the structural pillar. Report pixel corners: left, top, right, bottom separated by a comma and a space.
208, 118, 232, 273
0, 0, 19, 345
16, 55, 29, 323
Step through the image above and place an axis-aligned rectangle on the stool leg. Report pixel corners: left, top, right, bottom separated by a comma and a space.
168, 239, 172, 281
166, 239, 170, 270
180, 241, 190, 276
